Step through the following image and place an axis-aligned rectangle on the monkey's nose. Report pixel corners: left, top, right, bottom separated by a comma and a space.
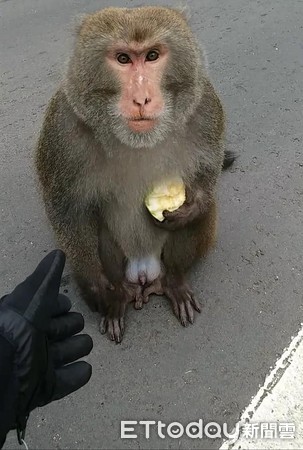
133, 97, 151, 107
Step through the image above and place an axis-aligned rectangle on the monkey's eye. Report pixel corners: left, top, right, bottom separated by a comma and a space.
117, 53, 131, 64
146, 50, 159, 62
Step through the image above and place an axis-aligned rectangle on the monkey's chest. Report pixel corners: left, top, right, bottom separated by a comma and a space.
96, 146, 197, 283
100, 154, 173, 237
101, 148, 188, 207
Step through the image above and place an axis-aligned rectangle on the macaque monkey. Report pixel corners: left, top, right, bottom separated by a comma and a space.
35, 6, 235, 343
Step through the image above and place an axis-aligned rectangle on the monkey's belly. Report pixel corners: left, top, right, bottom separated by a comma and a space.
126, 256, 161, 285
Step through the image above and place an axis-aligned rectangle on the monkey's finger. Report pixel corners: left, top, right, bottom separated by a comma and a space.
48, 312, 84, 341
162, 209, 176, 219
143, 295, 150, 304
50, 334, 93, 368
163, 209, 187, 222
151, 215, 177, 231
134, 286, 146, 309
137, 285, 149, 305
51, 362, 92, 402
134, 295, 143, 310
142, 281, 163, 301
142, 289, 150, 304
161, 213, 186, 231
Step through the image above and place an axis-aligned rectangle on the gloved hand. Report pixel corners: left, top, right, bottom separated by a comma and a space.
0, 249, 93, 447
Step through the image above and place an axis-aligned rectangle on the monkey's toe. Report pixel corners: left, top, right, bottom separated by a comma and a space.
163, 277, 201, 327
99, 317, 125, 344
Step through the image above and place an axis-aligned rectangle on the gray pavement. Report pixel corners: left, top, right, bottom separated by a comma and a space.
1, 0, 303, 449
221, 326, 303, 449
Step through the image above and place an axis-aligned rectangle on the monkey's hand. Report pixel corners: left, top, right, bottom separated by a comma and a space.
152, 187, 207, 231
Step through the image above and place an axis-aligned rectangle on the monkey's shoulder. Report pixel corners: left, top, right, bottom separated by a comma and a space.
37, 88, 96, 163
191, 77, 225, 147
35, 88, 99, 201
40, 88, 86, 136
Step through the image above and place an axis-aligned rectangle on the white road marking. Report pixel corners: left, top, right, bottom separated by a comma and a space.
220, 323, 303, 449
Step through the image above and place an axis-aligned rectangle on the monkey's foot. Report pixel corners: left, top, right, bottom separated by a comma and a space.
99, 282, 135, 343
99, 295, 126, 343
162, 274, 201, 327
100, 315, 125, 344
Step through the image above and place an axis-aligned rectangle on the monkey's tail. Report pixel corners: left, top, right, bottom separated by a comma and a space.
222, 150, 237, 170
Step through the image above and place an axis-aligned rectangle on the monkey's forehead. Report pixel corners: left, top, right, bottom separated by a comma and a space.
78, 6, 191, 44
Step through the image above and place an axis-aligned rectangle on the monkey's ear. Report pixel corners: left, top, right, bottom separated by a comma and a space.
69, 13, 90, 36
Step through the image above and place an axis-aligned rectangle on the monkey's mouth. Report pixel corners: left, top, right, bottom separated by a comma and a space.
127, 117, 156, 133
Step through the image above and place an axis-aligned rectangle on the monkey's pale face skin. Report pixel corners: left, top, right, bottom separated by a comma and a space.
106, 42, 172, 147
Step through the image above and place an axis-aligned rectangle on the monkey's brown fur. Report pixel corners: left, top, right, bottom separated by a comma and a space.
35, 6, 231, 342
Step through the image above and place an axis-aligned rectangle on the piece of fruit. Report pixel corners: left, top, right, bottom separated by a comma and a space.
145, 177, 186, 222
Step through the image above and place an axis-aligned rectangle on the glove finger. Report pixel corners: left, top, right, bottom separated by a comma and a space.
50, 334, 93, 368
52, 294, 72, 317
52, 361, 92, 402
2, 250, 66, 324
47, 312, 84, 341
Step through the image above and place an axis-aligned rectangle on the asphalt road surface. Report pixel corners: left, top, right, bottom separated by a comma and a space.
1, 0, 303, 449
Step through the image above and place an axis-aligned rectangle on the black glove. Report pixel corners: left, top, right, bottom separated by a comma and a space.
0, 250, 93, 447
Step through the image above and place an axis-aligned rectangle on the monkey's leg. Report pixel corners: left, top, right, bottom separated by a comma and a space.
143, 201, 217, 326
97, 224, 146, 342
51, 217, 114, 314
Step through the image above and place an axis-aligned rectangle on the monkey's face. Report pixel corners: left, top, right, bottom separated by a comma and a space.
105, 42, 175, 148
67, 7, 202, 149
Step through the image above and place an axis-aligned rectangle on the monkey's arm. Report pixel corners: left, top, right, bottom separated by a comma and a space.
151, 169, 219, 231
35, 91, 112, 312
154, 78, 225, 231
